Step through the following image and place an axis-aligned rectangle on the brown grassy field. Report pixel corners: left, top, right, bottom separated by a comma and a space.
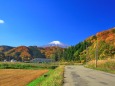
86, 59, 115, 73
0, 69, 48, 86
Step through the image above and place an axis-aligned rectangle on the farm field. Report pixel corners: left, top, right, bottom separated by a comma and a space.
0, 69, 48, 86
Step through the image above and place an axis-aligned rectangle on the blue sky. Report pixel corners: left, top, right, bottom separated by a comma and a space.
0, 0, 115, 46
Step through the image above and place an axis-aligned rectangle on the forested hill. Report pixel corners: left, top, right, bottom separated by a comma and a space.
0, 45, 63, 61
62, 28, 115, 62
0, 46, 14, 52
86, 28, 115, 46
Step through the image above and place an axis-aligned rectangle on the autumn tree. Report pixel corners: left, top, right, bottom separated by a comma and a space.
0, 52, 5, 61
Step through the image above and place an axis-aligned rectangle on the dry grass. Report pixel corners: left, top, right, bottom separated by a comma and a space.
87, 59, 115, 66
0, 69, 48, 86
86, 59, 115, 73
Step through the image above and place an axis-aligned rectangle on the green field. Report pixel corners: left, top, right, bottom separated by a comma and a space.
0, 62, 58, 69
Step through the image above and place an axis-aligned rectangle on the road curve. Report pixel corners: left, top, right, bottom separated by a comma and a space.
63, 65, 115, 86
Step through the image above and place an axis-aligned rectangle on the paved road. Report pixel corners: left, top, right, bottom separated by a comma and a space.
63, 65, 115, 86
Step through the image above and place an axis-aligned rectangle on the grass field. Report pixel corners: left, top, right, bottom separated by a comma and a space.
0, 62, 58, 69
0, 69, 48, 86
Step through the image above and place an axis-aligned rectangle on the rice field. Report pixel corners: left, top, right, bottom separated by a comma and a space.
0, 69, 48, 86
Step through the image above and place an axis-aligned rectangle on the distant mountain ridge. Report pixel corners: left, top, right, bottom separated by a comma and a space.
0, 46, 14, 52
0, 45, 64, 61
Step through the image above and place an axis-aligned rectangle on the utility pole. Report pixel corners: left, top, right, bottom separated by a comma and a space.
95, 41, 98, 68
86, 45, 88, 63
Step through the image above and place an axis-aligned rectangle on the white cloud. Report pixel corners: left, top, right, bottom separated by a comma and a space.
0, 19, 5, 24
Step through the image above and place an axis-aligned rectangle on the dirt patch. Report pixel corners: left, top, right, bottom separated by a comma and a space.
0, 69, 48, 86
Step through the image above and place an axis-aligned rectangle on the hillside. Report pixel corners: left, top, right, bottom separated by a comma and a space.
2, 46, 45, 61
62, 28, 115, 62
86, 28, 115, 46
0, 46, 14, 52
40, 46, 63, 60
0, 45, 63, 61
5, 46, 33, 61
85, 28, 115, 60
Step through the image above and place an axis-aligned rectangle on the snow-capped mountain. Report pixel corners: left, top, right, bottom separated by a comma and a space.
43, 41, 68, 48
49, 41, 63, 45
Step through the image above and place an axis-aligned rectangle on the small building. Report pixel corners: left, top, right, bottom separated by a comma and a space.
30, 58, 54, 63
4, 59, 7, 62
11, 59, 17, 62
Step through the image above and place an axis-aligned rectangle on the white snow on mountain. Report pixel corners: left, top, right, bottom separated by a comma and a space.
43, 41, 68, 48
49, 41, 63, 45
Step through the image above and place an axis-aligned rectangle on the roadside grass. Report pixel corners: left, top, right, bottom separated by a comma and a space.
27, 70, 53, 86
27, 66, 64, 86
85, 59, 115, 74
0, 62, 58, 69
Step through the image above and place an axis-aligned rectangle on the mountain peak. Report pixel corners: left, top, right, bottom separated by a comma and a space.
49, 41, 62, 45
42, 41, 68, 48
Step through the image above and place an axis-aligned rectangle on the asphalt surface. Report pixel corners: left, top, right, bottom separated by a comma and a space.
63, 65, 115, 86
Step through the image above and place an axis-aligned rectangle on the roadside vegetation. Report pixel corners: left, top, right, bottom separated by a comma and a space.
27, 66, 64, 86
86, 59, 115, 74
